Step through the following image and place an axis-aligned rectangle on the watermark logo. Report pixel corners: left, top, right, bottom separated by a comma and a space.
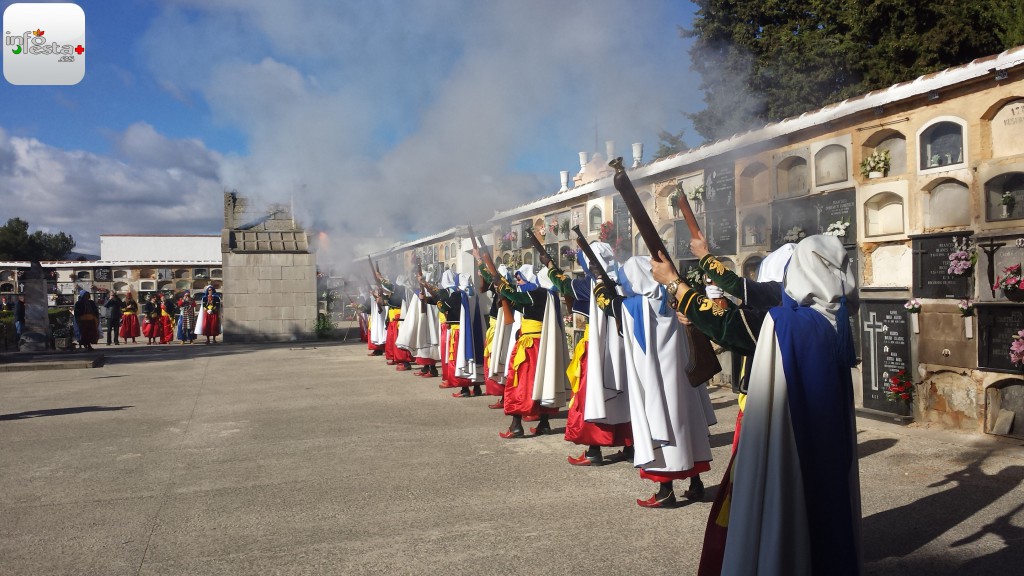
3, 3, 85, 85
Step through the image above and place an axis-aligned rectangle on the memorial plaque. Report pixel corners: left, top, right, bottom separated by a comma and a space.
674, 219, 701, 260
911, 233, 971, 299
770, 196, 819, 249
817, 189, 858, 245
544, 242, 558, 264
93, 267, 112, 282
977, 305, 1024, 372
703, 163, 736, 212
860, 300, 912, 414
705, 208, 737, 255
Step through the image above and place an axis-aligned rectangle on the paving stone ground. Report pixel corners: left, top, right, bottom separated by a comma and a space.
1, 340, 1023, 575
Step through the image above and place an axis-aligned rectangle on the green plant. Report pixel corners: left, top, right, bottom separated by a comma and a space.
314, 313, 333, 339
49, 308, 73, 338
860, 149, 891, 177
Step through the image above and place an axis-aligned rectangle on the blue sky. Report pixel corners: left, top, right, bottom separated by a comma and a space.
1, 0, 702, 263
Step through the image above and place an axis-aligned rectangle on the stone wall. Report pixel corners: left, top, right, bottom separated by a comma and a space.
221, 251, 317, 342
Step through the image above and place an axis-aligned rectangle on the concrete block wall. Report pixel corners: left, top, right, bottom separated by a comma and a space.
221, 252, 317, 342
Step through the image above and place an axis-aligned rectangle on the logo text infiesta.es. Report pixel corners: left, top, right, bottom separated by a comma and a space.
3, 3, 85, 85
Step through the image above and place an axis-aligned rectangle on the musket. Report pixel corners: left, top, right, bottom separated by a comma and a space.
524, 228, 574, 312
675, 182, 703, 239
413, 255, 428, 312
469, 226, 513, 325
609, 156, 721, 383
572, 225, 621, 334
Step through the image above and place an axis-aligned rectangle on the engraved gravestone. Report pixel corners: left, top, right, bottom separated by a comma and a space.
910, 233, 971, 299
860, 300, 912, 415
703, 163, 735, 212
705, 209, 737, 255
771, 196, 818, 249
817, 189, 858, 245
978, 305, 1024, 371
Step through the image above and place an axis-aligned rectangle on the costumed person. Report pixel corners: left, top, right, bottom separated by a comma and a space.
422, 270, 461, 389
119, 292, 141, 344
176, 292, 197, 344
548, 243, 632, 466
450, 271, 486, 398
408, 268, 442, 378
652, 235, 794, 574
478, 251, 569, 439
380, 273, 413, 371
719, 235, 861, 576
366, 286, 387, 356
143, 294, 160, 345
74, 290, 101, 350
482, 264, 515, 409
593, 256, 716, 508
354, 288, 370, 343
199, 285, 222, 344
158, 293, 176, 344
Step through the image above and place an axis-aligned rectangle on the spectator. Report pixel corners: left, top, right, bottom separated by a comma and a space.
104, 292, 124, 346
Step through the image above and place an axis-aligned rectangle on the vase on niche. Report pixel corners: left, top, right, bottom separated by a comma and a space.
964, 316, 973, 339
869, 171, 883, 179
910, 313, 919, 334
1004, 288, 1024, 303
1002, 204, 1013, 219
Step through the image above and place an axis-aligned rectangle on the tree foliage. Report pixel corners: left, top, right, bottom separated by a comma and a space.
0, 218, 76, 262
653, 129, 690, 160
685, 0, 1019, 143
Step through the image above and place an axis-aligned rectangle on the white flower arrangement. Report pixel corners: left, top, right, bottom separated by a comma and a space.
686, 184, 705, 202
860, 149, 891, 177
824, 219, 850, 238
782, 226, 806, 243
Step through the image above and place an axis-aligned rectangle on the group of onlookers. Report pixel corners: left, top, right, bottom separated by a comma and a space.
78, 285, 223, 348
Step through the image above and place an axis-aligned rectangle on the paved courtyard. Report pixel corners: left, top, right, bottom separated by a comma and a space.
2, 340, 1023, 575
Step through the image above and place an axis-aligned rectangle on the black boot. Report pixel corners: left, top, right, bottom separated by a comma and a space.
453, 386, 471, 398
638, 481, 677, 508
569, 445, 604, 466
684, 475, 705, 501
428, 364, 439, 377
530, 414, 552, 436
472, 384, 483, 397
500, 415, 524, 438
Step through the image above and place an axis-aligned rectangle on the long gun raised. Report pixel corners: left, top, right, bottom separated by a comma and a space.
609, 156, 721, 384
524, 228, 574, 311
469, 226, 514, 325
572, 225, 621, 334
675, 182, 703, 240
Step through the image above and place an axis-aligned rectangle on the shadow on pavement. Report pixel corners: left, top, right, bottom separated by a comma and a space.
0, 405, 134, 421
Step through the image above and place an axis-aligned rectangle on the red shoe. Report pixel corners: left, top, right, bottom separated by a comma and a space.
499, 427, 525, 439
636, 493, 677, 508
396, 364, 411, 371
452, 391, 471, 398
386, 361, 397, 365
522, 414, 539, 422
529, 422, 551, 436
567, 452, 603, 466
487, 401, 504, 410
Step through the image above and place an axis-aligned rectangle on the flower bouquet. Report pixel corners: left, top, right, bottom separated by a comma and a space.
860, 149, 891, 178
905, 298, 921, 333
994, 264, 1024, 301
1011, 329, 1024, 366
946, 236, 976, 276
1002, 191, 1016, 218
684, 266, 705, 288
959, 299, 974, 339
824, 219, 850, 238
598, 221, 616, 244
782, 226, 806, 243
885, 369, 914, 403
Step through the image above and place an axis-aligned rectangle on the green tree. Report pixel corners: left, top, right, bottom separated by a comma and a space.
653, 129, 690, 160
0, 218, 76, 261
685, 0, 1017, 143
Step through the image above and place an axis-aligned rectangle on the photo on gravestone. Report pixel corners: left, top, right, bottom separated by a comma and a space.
911, 233, 971, 299
703, 163, 735, 213
770, 196, 819, 250
704, 209, 737, 255
674, 218, 704, 260
816, 188, 858, 246
860, 300, 912, 415
977, 305, 1024, 372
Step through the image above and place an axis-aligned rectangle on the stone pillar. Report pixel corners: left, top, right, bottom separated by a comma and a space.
20, 261, 51, 352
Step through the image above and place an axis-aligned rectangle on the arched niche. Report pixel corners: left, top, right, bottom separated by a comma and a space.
634, 233, 650, 257
523, 251, 534, 266
0, 282, 14, 292
175, 280, 191, 290
740, 213, 768, 247
443, 244, 449, 260
985, 171, 1024, 221
113, 269, 129, 280
986, 378, 1024, 439
211, 268, 222, 279
449, 241, 457, 260
174, 269, 190, 279
919, 118, 966, 171
923, 179, 971, 229
742, 255, 765, 281
864, 192, 905, 237
113, 281, 128, 294
775, 155, 809, 199
814, 144, 849, 186
158, 281, 174, 292
75, 270, 91, 281
738, 162, 769, 205
988, 98, 1024, 158
192, 280, 209, 290
589, 206, 602, 232
140, 281, 156, 291
140, 268, 157, 280
0, 270, 14, 282
862, 129, 908, 177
